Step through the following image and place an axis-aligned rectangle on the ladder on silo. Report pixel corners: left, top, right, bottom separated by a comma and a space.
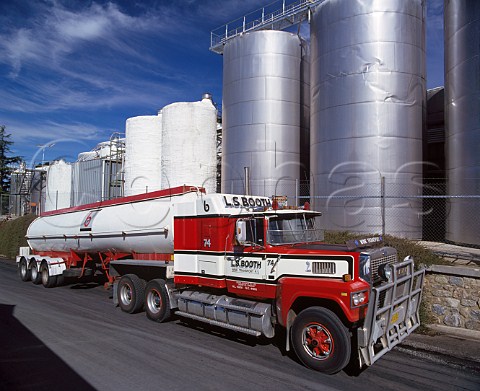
210, 0, 325, 54
106, 133, 125, 200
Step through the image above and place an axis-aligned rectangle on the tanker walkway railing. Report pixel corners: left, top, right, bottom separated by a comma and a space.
210, 0, 325, 54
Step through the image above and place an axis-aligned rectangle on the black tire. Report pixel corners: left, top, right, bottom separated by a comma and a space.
56, 273, 65, 286
18, 258, 31, 282
291, 307, 351, 374
30, 261, 42, 285
145, 279, 171, 323
117, 274, 145, 314
41, 263, 57, 288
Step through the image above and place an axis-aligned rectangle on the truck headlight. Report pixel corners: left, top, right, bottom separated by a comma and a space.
351, 291, 367, 308
378, 263, 393, 282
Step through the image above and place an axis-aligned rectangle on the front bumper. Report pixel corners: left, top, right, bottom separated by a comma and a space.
357, 257, 425, 367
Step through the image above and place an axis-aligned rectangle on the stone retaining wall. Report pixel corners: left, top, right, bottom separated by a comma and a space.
423, 265, 480, 331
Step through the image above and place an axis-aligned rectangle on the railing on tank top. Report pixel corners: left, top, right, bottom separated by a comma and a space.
210, 0, 325, 54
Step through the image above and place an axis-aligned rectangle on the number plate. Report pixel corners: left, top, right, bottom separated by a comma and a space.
390, 312, 399, 325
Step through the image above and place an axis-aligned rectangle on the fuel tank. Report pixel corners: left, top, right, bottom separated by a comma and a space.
27, 187, 201, 254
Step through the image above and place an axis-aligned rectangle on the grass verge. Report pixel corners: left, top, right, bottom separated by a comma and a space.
0, 214, 37, 259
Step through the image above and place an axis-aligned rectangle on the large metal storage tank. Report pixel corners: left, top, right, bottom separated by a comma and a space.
445, 0, 480, 246
124, 115, 162, 196
161, 96, 217, 194
310, 0, 426, 238
44, 160, 72, 211
221, 31, 304, 201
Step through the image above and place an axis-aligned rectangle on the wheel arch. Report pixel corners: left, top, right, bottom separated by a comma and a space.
290, 297, 352, 329
110, 263, 168, 283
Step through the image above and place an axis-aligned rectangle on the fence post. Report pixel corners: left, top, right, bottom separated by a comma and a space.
381, 176, 386, 237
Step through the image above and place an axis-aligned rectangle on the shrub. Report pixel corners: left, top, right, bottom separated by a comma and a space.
325, 231, 446, 267
0, 214, 37, 259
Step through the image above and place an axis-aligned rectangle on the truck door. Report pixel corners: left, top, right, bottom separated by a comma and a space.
225, 217, 271, 297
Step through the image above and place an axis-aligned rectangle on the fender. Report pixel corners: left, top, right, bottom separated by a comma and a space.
276, 277, 370, 326
21, 255, 67, 277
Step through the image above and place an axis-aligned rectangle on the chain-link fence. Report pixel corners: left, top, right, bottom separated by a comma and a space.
296, 177, 480, 246
5, 172, 480, 246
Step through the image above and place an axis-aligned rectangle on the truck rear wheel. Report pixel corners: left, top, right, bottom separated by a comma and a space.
30, 261, 42, 285
291, 307, 351, 374
19, 258, 31, 282
41, 263, 57, 288
145, 279, 171, 323
117, 274, 145, 314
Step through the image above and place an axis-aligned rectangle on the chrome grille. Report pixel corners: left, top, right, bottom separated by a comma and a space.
312, 262, 336, 274
367, 248, 397, 282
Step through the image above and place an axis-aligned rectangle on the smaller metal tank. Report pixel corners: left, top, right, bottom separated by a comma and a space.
124, 115, 163, 196
44, 160, 72, 211
161, 96, 217, 194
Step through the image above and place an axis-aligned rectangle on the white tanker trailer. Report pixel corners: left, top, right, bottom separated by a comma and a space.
26, 186, 198, 254
16, 185, 425, 374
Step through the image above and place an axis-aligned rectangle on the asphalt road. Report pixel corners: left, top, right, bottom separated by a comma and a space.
0, 259, 478, 391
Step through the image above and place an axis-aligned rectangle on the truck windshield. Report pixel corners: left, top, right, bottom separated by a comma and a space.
267, 215, 324, 245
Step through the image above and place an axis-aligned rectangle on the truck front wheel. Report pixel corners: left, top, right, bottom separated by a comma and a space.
145, 279, 171, 323
291, 307, 351, 374
117, 274, 145, 314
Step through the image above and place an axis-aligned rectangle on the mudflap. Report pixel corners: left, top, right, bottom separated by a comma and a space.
357, 257, 425, 367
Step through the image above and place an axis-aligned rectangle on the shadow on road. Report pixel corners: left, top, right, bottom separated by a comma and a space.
177, 317, 271, 348
0, 304, 96, 391
69, 275, 108, 290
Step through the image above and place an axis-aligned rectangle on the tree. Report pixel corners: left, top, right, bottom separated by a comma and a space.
0, 125, 22, 195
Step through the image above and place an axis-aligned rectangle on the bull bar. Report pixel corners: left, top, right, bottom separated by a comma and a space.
357, 257, 425, 367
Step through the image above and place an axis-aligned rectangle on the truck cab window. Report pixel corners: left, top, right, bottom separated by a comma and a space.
244, 218, 264, 246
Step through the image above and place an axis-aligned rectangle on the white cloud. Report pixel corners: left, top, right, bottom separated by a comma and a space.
9, 118, 106, 144
0, 1, 177, 78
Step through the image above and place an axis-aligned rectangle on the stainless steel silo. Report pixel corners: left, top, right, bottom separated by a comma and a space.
221, 31, 303, 202
445, 0, 480, 246
310, 0, 426, 238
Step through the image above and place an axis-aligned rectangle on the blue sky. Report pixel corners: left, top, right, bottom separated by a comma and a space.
1, 0, 444, 166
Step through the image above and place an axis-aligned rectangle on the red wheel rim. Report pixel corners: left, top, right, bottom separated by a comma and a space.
301, 322, 334, 360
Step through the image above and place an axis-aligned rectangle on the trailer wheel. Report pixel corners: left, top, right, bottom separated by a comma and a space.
117, 274, 145, 314
41, 262, 57, 288
56, 274, 65, 286
291, 307, 351, 374
30, 261, 42, 285
145, 279, 171, 323
19, 258, 31, 282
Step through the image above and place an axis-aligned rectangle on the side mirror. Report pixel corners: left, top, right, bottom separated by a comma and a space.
236, 220, 247, 245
